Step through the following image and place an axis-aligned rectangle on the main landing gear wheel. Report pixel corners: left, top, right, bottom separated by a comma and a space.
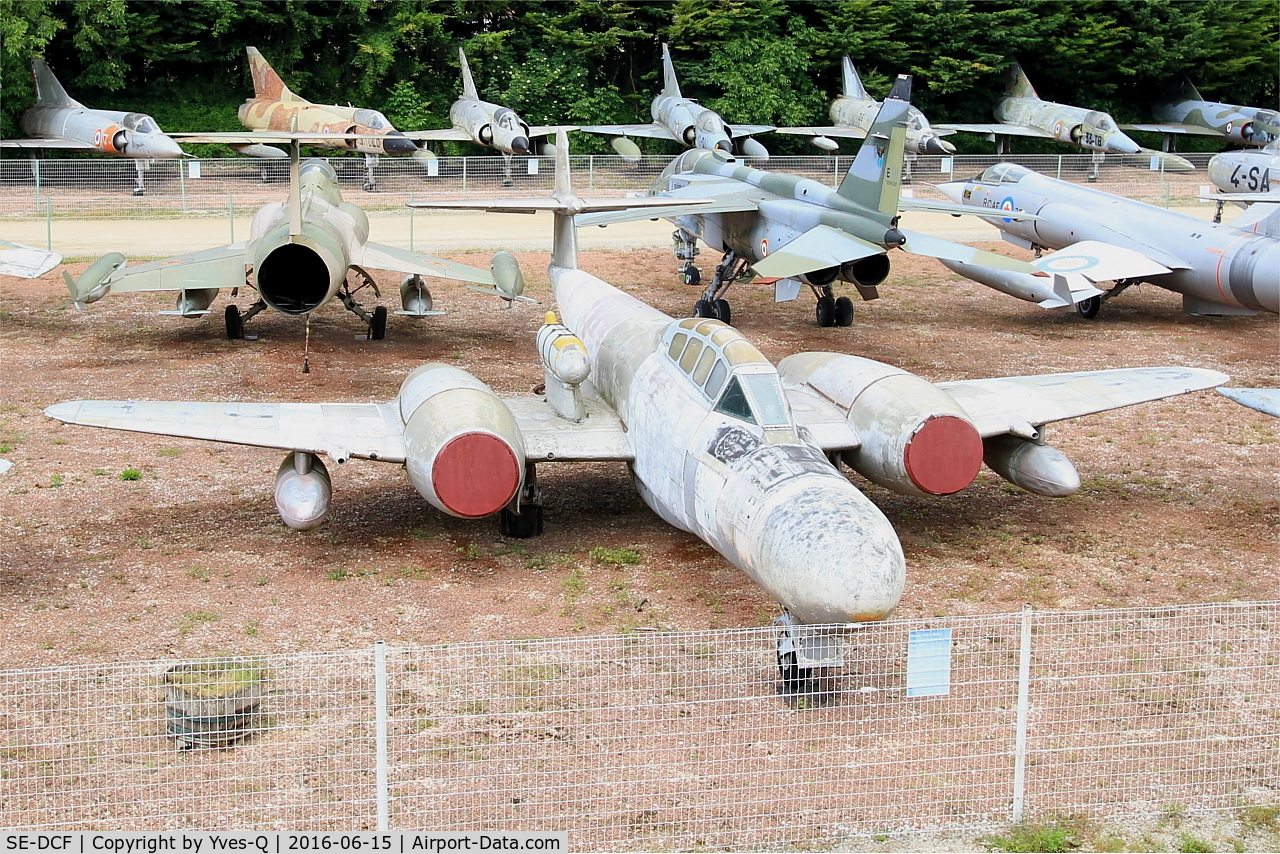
693, 299, 717, 318
225, 305, 244, 340
1076, 295, 1101, 319
835, 296, 854, 327
815, 295, 837, 327
500, 503, 543, 538
362, 181, 378, 193
369, 305, 388, 340
777, 650, 813, 696
713, 299, 732, 326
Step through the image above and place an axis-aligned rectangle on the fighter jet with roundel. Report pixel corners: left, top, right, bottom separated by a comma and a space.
578, 44, 774, 163
1122, 75, 1279, 149
0, 58, 183, 195
237, 47, 421, 191
574, 75, 1044, 327
775, 57, 955, 155
936, 62, 1194, 172
45, 135, 1228, 668
61, 136, 527, 343
935, 161, 1280, 318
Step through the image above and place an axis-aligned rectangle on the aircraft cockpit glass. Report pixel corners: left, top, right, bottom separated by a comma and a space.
658, 149, 713, 186
355, 110, 390, 130
740, 373, 791, 427
906, 112, 925, 131
714, 377, 756, 425
124, 114, 160, 134
1094, 116, 1114, 132
981, 162, 1031, 184
705, 361, 728, 398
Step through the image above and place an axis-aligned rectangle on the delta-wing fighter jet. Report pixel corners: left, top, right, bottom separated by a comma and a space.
936, 63, 1193, 172
576, 76, 1043, 326
935, 162, 1279, 318
62, 137, 527, 343
578, 44, 773, 162
775, 57, 955, 155
0, 58, 183, 195
406, 48, 564, 185
238, 47, 420, 190
1123, 75, 1279, 149
45, 134, 1229, 671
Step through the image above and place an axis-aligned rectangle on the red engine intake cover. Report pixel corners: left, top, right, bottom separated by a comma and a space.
431, 432, 521, 518
903, 415, 984, 495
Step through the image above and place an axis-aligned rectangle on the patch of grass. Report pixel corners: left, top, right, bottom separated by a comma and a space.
243, 620, 260, 637
156, 447, 183, 457
456, 543, 482, 560
0, 443, 11, 454
981, 819, 1080, 852
327, 568, 348, 581
119, 468, 142, 481
1240, 803, 1279, 832
591, 546, 639, 566
177, 610, 221, 634
49, 474, 63, 488
187, 566, 211, 583
1178, 834, 1213, 853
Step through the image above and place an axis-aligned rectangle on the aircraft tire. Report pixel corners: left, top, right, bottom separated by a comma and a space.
682, 266, 701, 286
362, 181, 377, 193
713, 299, 732, 326
777, 650, 813, 695
1076, 296, 1101, 320
835, 296, 855, 327
815, 295, 836, 327
224, 305, 244, 340
693, 299, 716, 318
370, 306, 388, 340
500, 503, 543, 539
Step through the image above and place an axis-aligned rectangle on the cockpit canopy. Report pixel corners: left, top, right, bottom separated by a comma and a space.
121, 113, 161, 134
352, 109, 391, 130
661, 318, 792, 429
978, 162, 1033, 184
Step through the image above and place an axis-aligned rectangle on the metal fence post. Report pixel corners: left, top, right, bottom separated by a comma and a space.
228, 195, 235, 243
409, 192, 415, 252
589, 156, 595, 192
1011, 606, 1033, 823
375, 640, 389, 831
462, 157, 467, 196
179, 162, 187, 214
1056, 155, 1063, 181
45, 197, 52, 251
32, 158, 41, 209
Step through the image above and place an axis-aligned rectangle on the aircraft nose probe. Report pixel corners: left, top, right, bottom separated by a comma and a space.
382, 132, 419, 155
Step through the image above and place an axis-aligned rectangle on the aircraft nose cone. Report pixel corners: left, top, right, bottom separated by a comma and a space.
936, 181, 966, 204
922, 135, 956, 155
510, 136, 530, 154
147, 134, 184, 159
383, 133, 418, 155
749, 478, 906, 624
1109, 134, 1143, 155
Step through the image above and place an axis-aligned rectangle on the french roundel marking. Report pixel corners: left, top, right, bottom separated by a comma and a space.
1226, 121, 1234, 135
760, 239, 769, 257
1053, 121, 1063, 136
94, 129, 102, 146
1040, 254, 1099, 272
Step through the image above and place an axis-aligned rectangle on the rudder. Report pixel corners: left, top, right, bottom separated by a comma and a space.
841, 57, 870, 101
836, 75, 912, 217
661, 44, 682, 99
459, 48, 479, 101
1004, 61, 1038, 100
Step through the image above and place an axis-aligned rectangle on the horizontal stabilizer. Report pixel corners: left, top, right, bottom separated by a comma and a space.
574, 196, 752, 227
361, 241, 494, 285
900, 197, 1042, 220
1030, 240, 1175, 281
1121, 123, 1224, 138
0, 240, 60, 278
939, 367, 1229, 439
751, 224, 883, 278
411, 196, 712, 217
0, 138, 97, 150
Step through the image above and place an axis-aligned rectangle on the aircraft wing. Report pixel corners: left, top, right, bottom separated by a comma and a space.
899, 198, 1042, 219
401, 129, 473, 142
936, 367, 1229, 439
360, 241, 494, 285
1218, 387, 1280, 417
783, 384, 861, 452
0, 239, 61, 278
575, 196, 757, 228
44, 401, 408, 463
577, 123, 679, 142
103, 244, 248, 293
774, 126, 869, 140
410, 197, 711, 216
527, 125, 578, 138
503, 396, 634, 461
750, 224, 883, 279
898, 229, 1042, 274
728, 125, 776, 137
1121, 123, 1223, 137
0, 138, 97, 150
934, 123, 1055, 139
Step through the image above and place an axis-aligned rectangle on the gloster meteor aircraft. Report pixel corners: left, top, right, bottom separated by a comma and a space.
47, 135, 1228, 690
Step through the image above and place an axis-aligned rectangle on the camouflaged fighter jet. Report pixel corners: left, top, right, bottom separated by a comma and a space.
578, 44, 773, 163
237, 47, 421, 191
62, 137, 527, 342
0, 58, 183, 195
775, 57, 955, 155
936, 63, 1194, 173
935, 162, 1280, 318
46, 134, 1229, 690
405, 48, 564, 185
576, 75, 1043, 327
1123, 75, 1279, 149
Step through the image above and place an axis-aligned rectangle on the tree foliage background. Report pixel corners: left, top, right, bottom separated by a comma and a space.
1, 0, 1276, 156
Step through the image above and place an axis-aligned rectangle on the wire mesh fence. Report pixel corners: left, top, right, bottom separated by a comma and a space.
1, 601, 1274, 846
0, 152, 1218, 221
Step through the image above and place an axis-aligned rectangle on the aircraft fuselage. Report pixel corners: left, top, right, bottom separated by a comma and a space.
830, 96, 952, 155
653, 95, 734, 153
20, 105, 181, 159
449, 98, 531, 155
238, 99, 417, 155
995, 96, 1141, 155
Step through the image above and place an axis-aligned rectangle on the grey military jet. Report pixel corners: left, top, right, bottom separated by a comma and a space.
935, 162, 1279, 318
775, 57, 955, 155
407, 48, 564, 185
0, 58, 183, 195
578, 44, 773, 162
46, 135, 1229, 669
63, 136, 527, 343
577, 75, 1042, 327
1208, 143, 1278, 198
1123, 75, 1279, 149
936, 63, 1193, 172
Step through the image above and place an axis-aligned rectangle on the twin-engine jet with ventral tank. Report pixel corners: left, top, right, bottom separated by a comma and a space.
236, 47, 423, 191
578, 44, 773, 163
775, 57, 956, 156
1122, 75, 1279, 150
404, 48, 566, 186
46, 134, 1229, 689
0, 58, 183, 195
935, 63, 1194, 175
575, 75, 1044, 327
62, 137, 527, 345
935, 162, 1280, 319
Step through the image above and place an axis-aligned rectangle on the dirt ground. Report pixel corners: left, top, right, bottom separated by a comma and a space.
0, 244, 1274, 670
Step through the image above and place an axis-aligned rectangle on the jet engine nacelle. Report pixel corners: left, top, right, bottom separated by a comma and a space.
397, 364, 526, 518
274, 452, 332, 530
778, 352, 984, 498
839, 254, 890, 288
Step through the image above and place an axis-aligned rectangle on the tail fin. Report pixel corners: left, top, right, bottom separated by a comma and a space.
459, 48, 479, 100
836, 75, 910, 216
1005, 62, 1038, 99
841, 57, 869, 100
30, 58, 78, 108
661, 44, 682, 99
1164, 73, 1204, 103
246, 47, 303, 103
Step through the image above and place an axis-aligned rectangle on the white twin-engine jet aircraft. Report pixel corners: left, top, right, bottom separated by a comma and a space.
47, 136, 1226, 664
